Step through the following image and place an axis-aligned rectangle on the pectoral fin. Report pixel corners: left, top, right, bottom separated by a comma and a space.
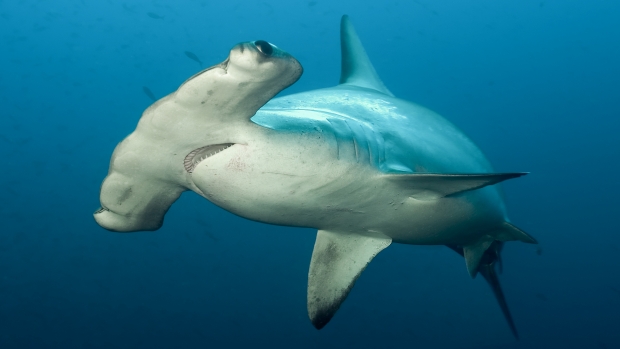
307, 229, 391, 329
384, 173, 527, 200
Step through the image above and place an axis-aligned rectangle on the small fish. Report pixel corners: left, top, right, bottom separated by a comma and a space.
122, 4, 136, 13
147, 12, 164, 19
194, 218, 219, 242
184, 51, 202, 66
203, 229, 218, 242
142, 86, 156, 101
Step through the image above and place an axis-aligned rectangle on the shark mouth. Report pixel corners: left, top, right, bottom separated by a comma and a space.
184, 143, 234, 173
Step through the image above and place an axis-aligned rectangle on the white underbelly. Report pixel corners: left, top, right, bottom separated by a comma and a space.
189, 127, 506, 246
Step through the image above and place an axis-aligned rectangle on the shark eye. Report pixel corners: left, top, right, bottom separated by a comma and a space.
255, 40, 273, 56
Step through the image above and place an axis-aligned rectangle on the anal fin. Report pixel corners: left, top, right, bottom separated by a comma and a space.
307, 229, 391, 329
463, 237, 495, 278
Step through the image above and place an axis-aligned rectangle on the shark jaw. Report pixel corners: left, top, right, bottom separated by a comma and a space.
184, 143, 236, 173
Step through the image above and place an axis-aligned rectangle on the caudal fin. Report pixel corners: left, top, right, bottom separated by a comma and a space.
447, 237, 531, 340
477, 243, 520, 340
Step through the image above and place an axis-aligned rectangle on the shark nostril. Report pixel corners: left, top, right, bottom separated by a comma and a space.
254, 40, 273, 56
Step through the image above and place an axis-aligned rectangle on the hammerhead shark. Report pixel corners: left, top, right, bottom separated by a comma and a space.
94, 16, 536, 338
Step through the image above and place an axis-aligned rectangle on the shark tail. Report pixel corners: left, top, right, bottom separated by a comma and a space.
448, 222, 537, 340
477, 243, 520, 340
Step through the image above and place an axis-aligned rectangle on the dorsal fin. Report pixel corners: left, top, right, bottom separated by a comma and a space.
339, 15, 393, 96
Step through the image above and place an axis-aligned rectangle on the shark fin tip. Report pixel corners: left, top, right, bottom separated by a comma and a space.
310, 312, 330, 330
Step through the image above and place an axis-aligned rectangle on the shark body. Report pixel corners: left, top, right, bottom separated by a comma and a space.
95, 16, 536, 337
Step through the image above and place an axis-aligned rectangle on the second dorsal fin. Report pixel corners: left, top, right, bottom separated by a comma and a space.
339, 15, 393, 96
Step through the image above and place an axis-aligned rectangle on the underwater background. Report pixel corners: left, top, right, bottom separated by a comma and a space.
1, 0, 619, 348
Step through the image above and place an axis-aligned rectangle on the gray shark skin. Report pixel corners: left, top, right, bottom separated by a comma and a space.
95, 16, 536, 337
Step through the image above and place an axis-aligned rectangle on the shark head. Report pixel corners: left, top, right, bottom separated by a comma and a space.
94, 40, 302, 232
178, 40, 303, 174
177, 40, 302, 117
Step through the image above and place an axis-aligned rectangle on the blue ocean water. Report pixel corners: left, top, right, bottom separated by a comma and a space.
1, 0, 619, 348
